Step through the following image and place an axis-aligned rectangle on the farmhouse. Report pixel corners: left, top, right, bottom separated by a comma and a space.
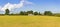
28, 13, 34, 16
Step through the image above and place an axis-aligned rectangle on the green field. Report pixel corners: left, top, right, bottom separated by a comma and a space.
0, 16, 60, 27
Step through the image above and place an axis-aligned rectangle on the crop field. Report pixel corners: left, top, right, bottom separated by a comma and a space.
0, 16, 60, 27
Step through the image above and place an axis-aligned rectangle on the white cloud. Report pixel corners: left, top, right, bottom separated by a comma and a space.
0, 0, 33, 11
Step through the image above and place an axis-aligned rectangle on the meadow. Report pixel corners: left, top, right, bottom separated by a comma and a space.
0, 16, 60, 27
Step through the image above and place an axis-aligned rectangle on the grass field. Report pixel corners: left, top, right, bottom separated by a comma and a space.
0, 16, 60, 27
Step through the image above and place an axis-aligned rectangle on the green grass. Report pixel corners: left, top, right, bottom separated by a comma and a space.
0, 16, 60, 27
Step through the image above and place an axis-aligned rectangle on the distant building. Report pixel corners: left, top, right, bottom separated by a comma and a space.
28, 14, 34, 16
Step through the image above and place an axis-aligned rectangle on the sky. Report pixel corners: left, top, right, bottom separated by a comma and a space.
0, 0, 60, 14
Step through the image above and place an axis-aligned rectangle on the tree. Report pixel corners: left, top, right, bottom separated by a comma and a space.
24, 12, 28, 15
10, 13, 14, 15
38, 12, 41, 15
27, 10, 33, 14
34, 12, 38, 15
5, 9, 10, 15
20, 11, 24, 15
44, 11, 52, 16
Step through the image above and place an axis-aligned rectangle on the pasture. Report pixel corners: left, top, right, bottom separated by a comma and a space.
0, 16, 60, 27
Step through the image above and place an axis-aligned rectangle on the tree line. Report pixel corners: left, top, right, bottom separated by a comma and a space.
4, 9, 53, 16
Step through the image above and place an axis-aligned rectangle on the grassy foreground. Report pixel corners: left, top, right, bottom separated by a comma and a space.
0, 16, 60, 27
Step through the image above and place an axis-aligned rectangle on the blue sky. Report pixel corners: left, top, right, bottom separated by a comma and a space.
0, 0, 60, 14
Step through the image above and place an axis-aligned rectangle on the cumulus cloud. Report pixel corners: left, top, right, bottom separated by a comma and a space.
0, 0, 33, 11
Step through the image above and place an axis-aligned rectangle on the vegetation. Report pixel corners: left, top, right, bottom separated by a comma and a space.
38, 12, 41, 15
44, 11, 52, 16
34, 12, 39, 15
0, 8, 60, 17
18, 10, 41, 15
5, 9, 10, 15
0, 16, 60, 27
54, 13, 60, 17
0, 9, 60, 27
20, 11, 25, 15
27, 10, 33, 14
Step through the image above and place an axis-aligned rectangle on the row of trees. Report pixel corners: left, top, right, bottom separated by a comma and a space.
19, 11, 41, 15
5, 9, 53, 16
